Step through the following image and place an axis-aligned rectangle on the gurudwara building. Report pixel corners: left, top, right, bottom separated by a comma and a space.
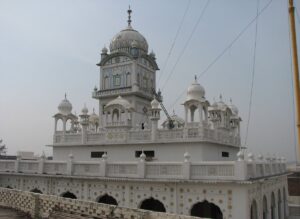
0, 8, 289, 219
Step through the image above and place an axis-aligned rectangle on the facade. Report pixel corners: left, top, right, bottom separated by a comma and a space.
0, 8, 289, 219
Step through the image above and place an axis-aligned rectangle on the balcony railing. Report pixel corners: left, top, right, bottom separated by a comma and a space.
53, 127, 241, 147
0, 154, 287, 181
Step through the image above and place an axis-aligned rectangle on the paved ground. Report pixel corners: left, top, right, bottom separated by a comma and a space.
0, 207, 31, 219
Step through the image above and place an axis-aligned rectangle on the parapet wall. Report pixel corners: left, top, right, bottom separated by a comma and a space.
0, 154, 287, 181
0, 187, 198, 219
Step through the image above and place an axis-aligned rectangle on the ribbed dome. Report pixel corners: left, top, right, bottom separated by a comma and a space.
58, 95, 72, 115
109, 26, 148, 54
186, 78, 205, 101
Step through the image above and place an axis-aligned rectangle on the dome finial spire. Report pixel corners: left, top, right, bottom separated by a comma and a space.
64, 93, 67, 99
194, 75, 197, 82
127, 5, 132, 27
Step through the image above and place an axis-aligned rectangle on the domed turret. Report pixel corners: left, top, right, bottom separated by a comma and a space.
102, 46, 108, 54
186, 76, 205, 101
109, 8, 148, 54
58, 94, 72, 115
89, 108, 99, 124
151, 98, 160, 109
81, 104, 88, 115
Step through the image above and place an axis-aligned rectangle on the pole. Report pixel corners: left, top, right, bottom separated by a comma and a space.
289, 0, 300, 164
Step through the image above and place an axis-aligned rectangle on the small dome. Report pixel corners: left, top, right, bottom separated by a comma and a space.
186, 77, 205, 101
81, 104, 88, 115
228, 99, 239, 115
102, 46, 108, 54
58, 94, 72, 115
105, 96, 133, 110
89, 108, 99, 124
109, 27, 148, 54
149, 50, 155, 57
151, 98, 160, 109
215, 95, 229, 110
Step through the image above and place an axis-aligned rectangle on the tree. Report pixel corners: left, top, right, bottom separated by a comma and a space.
0, 139, 7, 155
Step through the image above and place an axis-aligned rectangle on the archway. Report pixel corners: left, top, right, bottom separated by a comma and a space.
112, 109, 119, 122
139, 197, 166, 212
61, 191, 77, 199
283, 187, 287, 217
250, 199, 258, 219
190, 200, 223, 219
97, 194, 118, 206
56, 119, 63, 131
271, 192, 276, 219
263, 195, 268, 219
30, 188, 42, 194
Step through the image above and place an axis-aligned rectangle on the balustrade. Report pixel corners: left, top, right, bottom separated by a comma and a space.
0, 154, 286, 181
53, 127, 240, 147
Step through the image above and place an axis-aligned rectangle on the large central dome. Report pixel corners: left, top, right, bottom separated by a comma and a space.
110, 27, 148, 54
109, 8, 148, 54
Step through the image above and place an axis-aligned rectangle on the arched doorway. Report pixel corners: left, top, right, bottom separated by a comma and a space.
190, 200, 223, 219
139, 197, 166, 212
250, 199, 258, 219
61, 191, 77, 199
30, 188, 42, 194
271, 192, 276, 219
278, 189, 282, 219
263, 195, 268, 219
283, 187, 287, 217
97, 194, 118, 206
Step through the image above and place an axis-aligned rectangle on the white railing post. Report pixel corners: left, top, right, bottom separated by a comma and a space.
100, 153, 107, 177
138, 152, 146, 178
234, 151, 248, 180
38, 154, 45, 174
14, 155, 20, 173
183, 152, 191, 179
67, 154, 74, 175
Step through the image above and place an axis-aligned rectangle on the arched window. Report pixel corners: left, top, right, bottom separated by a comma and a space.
283, 187, 287, 217
190, 105, 198, 122
97, 194, 118, 206
126, 72, 131, 87
65, 119, 72, 132
271, 192, 276, 219
104, 76, 109, 89
112, 109, 119, 122
61, 191, 77, 199
30, 188, 42, 194
250, 200, 258, 219
56, 119, 63, 131
263, 195, 268, 219
139, 197, 166, 212
190, 200, 223, 219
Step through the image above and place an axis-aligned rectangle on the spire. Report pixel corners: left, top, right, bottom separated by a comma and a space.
219, 94, 223, 101
127, 5, 132, 27
194, 75, 198, 82
64, 93, 67, 99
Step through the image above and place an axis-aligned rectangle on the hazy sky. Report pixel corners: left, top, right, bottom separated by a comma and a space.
0, 0, 299, 161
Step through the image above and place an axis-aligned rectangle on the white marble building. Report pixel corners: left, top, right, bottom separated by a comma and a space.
0, 8, 289, 219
